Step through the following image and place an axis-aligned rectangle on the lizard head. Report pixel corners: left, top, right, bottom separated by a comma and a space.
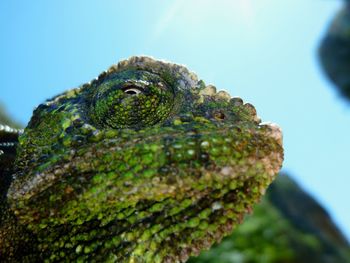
8, 56, 283, 262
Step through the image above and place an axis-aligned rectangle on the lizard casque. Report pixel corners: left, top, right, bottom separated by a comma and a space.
0, 56, 283, 262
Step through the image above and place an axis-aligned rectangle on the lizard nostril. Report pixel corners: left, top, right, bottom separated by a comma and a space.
213, 111, 226, 121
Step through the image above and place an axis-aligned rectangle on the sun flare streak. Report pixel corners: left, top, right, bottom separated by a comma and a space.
152, 0, 257, 41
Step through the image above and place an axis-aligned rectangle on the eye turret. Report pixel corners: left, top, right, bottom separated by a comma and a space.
90, 70, 175, 129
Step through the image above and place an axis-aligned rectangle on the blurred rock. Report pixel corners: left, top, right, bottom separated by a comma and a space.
319, 3, 350, 101
0, 103, 21, 194
0, 103, 22, 129
188, 174, 350, 263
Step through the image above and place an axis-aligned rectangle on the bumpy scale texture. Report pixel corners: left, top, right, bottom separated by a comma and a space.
0, 56, 283, 262
189, 174, 350, 263
319, 2, 350, 101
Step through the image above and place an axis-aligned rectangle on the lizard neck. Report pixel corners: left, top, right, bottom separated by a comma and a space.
0, 166, 39, 261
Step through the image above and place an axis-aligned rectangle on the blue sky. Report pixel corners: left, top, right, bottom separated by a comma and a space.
1, 0, 349, 240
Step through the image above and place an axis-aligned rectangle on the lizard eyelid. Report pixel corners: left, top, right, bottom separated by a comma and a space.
122, 85, 144, 95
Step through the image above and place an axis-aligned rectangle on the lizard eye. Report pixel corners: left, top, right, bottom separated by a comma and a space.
90, 70, 174, 129
122, 85, 143, 95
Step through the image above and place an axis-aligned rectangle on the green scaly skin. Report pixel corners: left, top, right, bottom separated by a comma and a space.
189, 174, 350, 263
0, 56, 283, 262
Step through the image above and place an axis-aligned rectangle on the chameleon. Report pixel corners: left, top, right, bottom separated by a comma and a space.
0, 56, 283, 262
319, 1, 350, 101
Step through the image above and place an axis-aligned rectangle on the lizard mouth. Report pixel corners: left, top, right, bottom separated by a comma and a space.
8, 120, 283, 217
7, 121, 283, 262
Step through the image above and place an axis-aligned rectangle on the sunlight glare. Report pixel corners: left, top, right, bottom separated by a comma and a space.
151, 0, 258, 41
